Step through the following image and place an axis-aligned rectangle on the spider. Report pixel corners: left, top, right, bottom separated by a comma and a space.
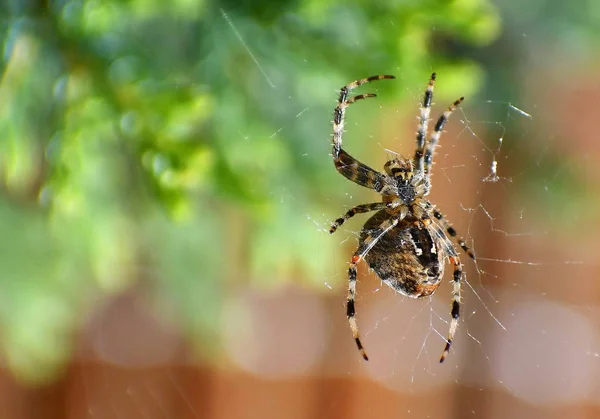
329, 73, 476, 363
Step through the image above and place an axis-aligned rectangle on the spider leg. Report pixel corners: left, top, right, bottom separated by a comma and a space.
414, 73, 436, 174
440, 255, 462, 363
433, 209, 476, 261
347, 216, 399, 361
423, 96, 464, 176
330, 202, 390, 234
332, 75, 395, 191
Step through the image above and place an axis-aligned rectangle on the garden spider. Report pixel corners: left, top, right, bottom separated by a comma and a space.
329, 73, 475, 363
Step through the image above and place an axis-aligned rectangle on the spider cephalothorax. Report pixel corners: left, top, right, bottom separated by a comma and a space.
329, 73, 475, 363
382, 158, 425, 205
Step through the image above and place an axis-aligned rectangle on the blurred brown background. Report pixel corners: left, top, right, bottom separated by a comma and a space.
0, 0, 599, 418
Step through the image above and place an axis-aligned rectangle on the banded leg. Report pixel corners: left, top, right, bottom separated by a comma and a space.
347, 217, 399, 361
330, 202, 389, 234
433, 209, 476, 261
440, 255, 463, 363
424, 96, 464, 175
332, 75, 395, 191
414, 73, 436, 174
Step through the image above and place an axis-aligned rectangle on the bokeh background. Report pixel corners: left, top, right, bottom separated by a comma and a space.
1, 0, 600, 418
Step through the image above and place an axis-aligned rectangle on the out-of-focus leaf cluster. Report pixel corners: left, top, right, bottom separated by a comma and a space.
0, 0, 499, 383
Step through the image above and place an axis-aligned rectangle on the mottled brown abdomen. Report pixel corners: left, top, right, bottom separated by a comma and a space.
360, 210, 446, 298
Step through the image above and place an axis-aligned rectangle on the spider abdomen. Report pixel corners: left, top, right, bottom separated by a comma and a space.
360, 210, 446, 298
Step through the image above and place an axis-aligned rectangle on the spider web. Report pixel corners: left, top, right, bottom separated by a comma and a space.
53, 15, 600, 419
58, 81, 600, 419
303, 88, 599, 414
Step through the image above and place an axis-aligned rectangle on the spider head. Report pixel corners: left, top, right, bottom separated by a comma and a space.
384, 159, 414, 184
384, 158, 417, 203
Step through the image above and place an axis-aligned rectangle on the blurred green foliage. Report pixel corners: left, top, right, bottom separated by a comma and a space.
0, 0, 501, 383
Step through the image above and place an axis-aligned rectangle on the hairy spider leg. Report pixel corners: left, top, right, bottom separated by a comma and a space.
440, 256, 463, 363
329, 202, 389, 234
347, 217, 400, 361
414, 72, 436, 173
433, 209, 476, 261
423, 97, 464, 176
332, 75, 395, 192
428, 207, 471, 362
